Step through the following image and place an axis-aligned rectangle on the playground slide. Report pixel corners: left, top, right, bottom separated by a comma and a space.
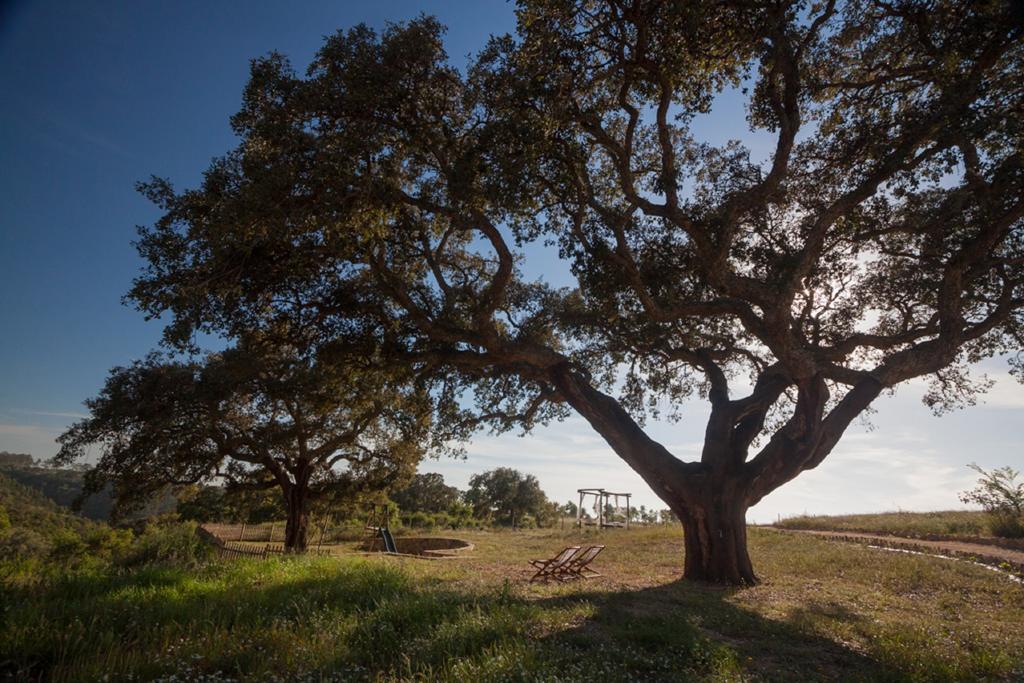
379, 527, 398, 554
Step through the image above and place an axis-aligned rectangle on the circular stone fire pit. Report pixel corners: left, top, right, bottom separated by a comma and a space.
362, 536, 473, 558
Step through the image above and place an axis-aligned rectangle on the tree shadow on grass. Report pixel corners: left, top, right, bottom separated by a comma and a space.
532, 579, 905, 682
2, 558, 928, 682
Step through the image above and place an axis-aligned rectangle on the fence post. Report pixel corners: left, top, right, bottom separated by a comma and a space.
239, 522, 246, 541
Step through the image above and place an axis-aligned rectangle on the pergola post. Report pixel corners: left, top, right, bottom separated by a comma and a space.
577, 488, 632, 530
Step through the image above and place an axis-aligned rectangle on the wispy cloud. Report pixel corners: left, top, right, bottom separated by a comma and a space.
751, 429, 978, 523
901, 369, 1024, 410
0, 422, 62, 458
977, 373, 1024, 409
0, 423, 55, 438
14, 410, 89, 419
0, 413, 68, 459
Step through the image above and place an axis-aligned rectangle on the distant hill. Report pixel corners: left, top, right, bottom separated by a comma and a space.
0, 451, 33, 469
0, 470, 93, 535
0, 451, 176, 521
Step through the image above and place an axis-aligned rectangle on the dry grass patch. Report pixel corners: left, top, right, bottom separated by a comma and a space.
5, 524, 1022, 681
776, 510, 991, 538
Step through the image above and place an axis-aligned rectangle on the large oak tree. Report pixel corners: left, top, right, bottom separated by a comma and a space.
127, 0, 1023, 582
465, 467, 553, 527
56, 337, 432, 551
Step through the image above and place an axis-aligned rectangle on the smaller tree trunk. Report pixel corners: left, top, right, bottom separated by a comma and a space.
284, 486, 309, 552
676, 495, 756, 585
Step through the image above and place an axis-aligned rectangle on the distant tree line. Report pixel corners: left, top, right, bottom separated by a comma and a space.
3, 450, 677, 532
373, 468, 676, 529
176, 468, 570, 531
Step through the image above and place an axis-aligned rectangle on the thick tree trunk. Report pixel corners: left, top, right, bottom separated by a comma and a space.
547, 363, 760, 585
675, 495, 756, 585
546, 364, 883, 586
284, 486, 309, 552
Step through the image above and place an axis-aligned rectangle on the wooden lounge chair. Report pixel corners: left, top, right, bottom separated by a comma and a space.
564, 544, 604, 579
528, 545, 581, 583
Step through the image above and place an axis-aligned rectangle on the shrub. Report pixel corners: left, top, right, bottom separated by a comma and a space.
408, 511, 434, 529
960, 464, 1024, 538
83, 525, 133, 562
0, 527, 50, 559
988, 514, 1024, 538
48, 529, 88, 565
119, 518, 213, 568
447, 501, 475, 528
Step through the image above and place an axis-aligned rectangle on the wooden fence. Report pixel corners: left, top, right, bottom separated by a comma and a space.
205, 540, 333, 561
203, 523, 278, 543
218, 541, 269, 559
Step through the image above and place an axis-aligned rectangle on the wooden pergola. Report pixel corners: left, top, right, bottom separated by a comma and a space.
576, 488, 632, 528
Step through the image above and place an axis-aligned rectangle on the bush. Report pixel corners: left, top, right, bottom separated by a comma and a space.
987, 513, 1024, 538
407, 511, 433, 529
119, 519, 213, 568
48, 529, 88, 565
447, 501, 475, 528
84, 525, 133, 562
960, 464, 1024, 538
0, 527, 51, 559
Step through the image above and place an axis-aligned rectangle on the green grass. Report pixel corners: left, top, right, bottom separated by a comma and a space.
775, 510, 992, 538
3, 525, 1023, 682
0, 556, 734, 682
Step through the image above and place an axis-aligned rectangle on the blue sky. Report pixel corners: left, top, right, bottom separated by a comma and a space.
1, 1, 1021, 522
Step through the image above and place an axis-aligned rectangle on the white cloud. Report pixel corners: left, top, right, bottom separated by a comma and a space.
15, 410, 89, 419
749, 429, 979, 523
0, 424, 52, 438
425, 390, 1018, 524
4, 373, 1020, 524
423, 358, 1024, 520
0, 422, 62, 458
977, 373, 1024, 409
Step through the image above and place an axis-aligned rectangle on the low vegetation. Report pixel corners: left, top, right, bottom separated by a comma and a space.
0, 472, 212, 586
4, 460, 1022, 680
3, 518, 1022, 681
775, 510, 992, 538
0, 452, 175, 522
960, 464, 1024, 538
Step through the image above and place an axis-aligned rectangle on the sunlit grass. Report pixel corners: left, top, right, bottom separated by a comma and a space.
775, 509, 991, 537
2, 525, 1022, 681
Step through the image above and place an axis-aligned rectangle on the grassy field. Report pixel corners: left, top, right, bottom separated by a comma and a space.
774, 510, 993, 538
3, 524, 1023, 682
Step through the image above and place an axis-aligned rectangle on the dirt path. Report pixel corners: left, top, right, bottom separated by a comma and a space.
767, 527, 1024, 574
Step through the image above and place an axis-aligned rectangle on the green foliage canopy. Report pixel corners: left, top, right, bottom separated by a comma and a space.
121, 0, 1023, 580
465, 467, 552, 526
56, 336, 432, 547
390, 472, 461, 514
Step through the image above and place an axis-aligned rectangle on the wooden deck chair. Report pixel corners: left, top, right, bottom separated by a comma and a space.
528, 545, 582, 583
564, 544, 604, 579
